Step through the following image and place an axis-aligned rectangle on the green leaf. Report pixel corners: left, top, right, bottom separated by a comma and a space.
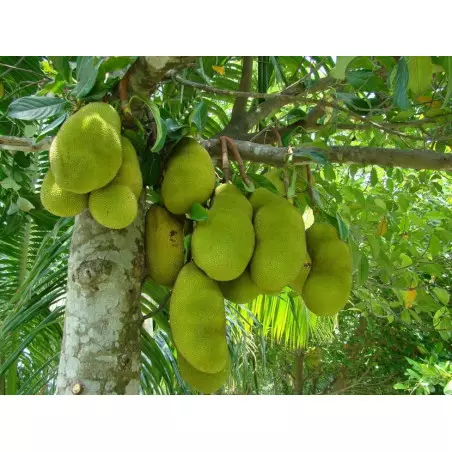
188, 203, 208, 221
71, 56, 100, 98
142, 152, 162, 187
189, 101, 208, 132
401, 309, 411, 324
7, 96, 70, 120
407, 56, 433, 95
50, 56, 72, 82
330, 56, 357, 80
336, 213, 349, 241
433, 288, 450, 306
16, 197, 35, 212
370, 167, 378, 186
394, 58, 410, 110
37, 113, 68, 140
357, 253, 369, 286
444, 380, 452, 395
428, 234, 441, 257
23, 125, 37, 138
1, 177, 21, 191
393, 383, 407, 390
441, 56, 452, 108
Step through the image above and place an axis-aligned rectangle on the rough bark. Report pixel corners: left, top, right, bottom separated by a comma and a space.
128, 56, 197, 99
202, 139, 452, 171
55, 205, 145, 395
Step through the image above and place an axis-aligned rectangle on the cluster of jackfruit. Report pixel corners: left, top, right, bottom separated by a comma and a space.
40, 102, 143, 229
144, 140, 352, 394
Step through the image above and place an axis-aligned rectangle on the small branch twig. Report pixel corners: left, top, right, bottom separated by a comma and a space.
223, 136, 252, 186
220, 136, 230, 182
119, 72, 133, 122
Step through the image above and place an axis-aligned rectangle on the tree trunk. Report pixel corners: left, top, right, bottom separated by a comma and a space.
294, 349, 305, 395
55, 204, 145, 395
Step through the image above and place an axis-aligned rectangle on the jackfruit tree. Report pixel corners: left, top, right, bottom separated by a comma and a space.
0, 56, 451, 397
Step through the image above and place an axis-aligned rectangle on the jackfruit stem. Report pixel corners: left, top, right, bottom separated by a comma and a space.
142, 293, 171, 322
220, 136, 230, 182
222, 136, 252, 187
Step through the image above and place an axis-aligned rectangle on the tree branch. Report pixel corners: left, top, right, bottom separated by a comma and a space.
201, 139, 452, 171
128, 56, 198, 98
3, 135, 451, 171
230, 56, 254, 125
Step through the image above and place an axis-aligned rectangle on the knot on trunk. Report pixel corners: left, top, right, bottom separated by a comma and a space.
76, 259, 113, 289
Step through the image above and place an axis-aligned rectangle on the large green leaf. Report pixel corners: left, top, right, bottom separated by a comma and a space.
7, 96, 70, 120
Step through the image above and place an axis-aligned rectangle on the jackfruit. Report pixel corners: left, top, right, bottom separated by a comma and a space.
89, 183, 137, 229
302, 223, 352, 316
219, 269, 262, 304
169, 262, 228, 374
264, 168, 285, 194
161, 137, 215, 214
289, 252, 312, 294
191, 183, 255, 281
114, 136, 143, 199
178, 352, 230, 394
50, 102, 122, 194
145, 204, 184, 286
250, 199, 306, 292
249, 187, 282, 213
40, 170, 88, 217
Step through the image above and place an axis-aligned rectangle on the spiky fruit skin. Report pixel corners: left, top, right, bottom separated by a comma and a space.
191, 183, 255, 282
219, 269, 262, 304
169, 262, 228, 374
89, 184, 138, 229
250, 199, 306, 293
178, 352, 230, 394
50, 102, 122, 194
302, 223, 352, 316
40, 170, 88, 217
161, 137, 215, 215
289, 252, 312, 294
115, 137, 143, 199
145, 205, 184, 286
249, 187, 282, 213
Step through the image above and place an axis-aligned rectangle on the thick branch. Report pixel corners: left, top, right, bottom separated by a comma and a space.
201, 139, 452, 171
128, 56, 197, 98
230, 56, 254, 125
3, 135, 451, 171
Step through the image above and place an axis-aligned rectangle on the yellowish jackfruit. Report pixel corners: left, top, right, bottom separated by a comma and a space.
145, 205, 184, 286
169, 262, 228, 374
178, 352, 230, 394
250, 199, 306, 293
249, 187, 281, 213
302, 223, 352, 316
289, 252, 312, 294
50, 102, 122, 194
40, 170, 88, 217
114, 136, 143, 199
89, 183, 137, 229
219, 269, 262, 304
161, 137, 215, 214
191, 183, 255, 281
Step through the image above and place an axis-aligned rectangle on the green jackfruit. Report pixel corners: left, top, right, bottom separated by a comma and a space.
249, 187, 282, 213
289, 252, 312, 294
170, 262, 228, 373
161, 137, 215, 214
264, 168, 285, 194
250, 199, 306, 293
302, 223, 352, 316
219, 269, 262, 304
114, 136, 143, 199
191, 183, 255, 281
145, 205, 184, 286
178, 352, 230, 394
89, 183, 137, 229
50, 102, 122, 194
40, 170, 88, 217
